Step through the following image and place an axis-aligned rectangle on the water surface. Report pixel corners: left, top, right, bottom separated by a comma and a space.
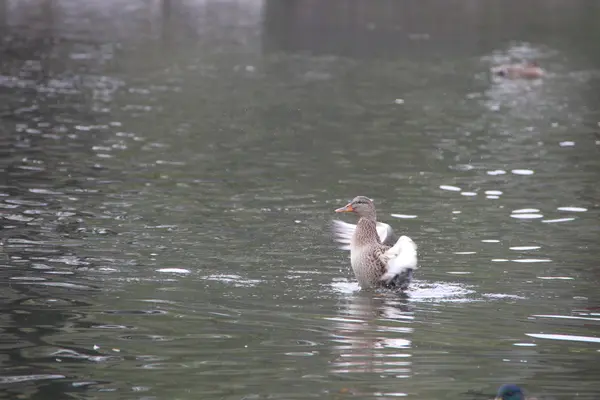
1, 1, 599, 399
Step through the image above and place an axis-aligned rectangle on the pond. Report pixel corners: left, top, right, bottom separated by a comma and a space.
0, 1, 599, 399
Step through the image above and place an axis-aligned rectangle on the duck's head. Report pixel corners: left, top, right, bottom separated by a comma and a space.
335, 196, 376, 220
495, 384, 525, 400
493, 66, 507, 77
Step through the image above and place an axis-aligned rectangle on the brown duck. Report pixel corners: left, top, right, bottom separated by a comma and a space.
332, 196, 418, 291
492, 61, 544, 79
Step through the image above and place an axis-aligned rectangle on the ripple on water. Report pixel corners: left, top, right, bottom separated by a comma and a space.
390, 214, 417, 219
482, 293, 527, 300
0, 375, 65, 384
331, 280, 476, 303
409, 283, 476, 303
532, 314, 600, 322
559, 141, 575, 147
510, 213, 543, 219
156, 268, 191, 274
22, 347, 122, 363
537, 276, 573, 280
512, 208, 540, 213
542, 217, 576, 223
11, 281, 95, 290
511, 169, 534, 175
439, 185, 461, 192
525, 333, 600, 344
103, 310, 167, 315
203, 274, 261, 287
509, 246, 541, 251
557, 206, 587, 212
118, 334, 174, 342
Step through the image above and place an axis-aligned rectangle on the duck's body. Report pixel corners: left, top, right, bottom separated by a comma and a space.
332, 196, 417, 291
492, 62, 544, 79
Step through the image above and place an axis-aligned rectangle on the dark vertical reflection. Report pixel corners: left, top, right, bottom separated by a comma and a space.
263, 0, 600, 59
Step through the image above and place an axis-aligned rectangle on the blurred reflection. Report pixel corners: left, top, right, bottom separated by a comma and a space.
263, 0, 600, 58
329, 292, 414, 376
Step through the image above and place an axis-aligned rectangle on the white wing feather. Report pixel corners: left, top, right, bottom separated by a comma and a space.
380, 236, 418, 282
331, 220, 392, 250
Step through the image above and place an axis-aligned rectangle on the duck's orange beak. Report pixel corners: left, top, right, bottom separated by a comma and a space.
335, 203, 354, 213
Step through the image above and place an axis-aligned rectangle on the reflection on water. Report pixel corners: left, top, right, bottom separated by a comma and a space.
327, 294, 413, 398
329, 294, 413, 377
1, 0, 600, 399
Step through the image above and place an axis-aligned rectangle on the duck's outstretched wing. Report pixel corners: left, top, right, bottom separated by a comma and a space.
331, 220, 354, 250
379, 235, 418, 283
377, 222, 398, 247
331, 220, 397, 250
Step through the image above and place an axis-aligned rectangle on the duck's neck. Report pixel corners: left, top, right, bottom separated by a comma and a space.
354, 217, 380, 246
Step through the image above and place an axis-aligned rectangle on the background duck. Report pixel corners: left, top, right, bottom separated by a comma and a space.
491, 61, 544, 79
494, 384, 538, 400
331, 196, 418, 291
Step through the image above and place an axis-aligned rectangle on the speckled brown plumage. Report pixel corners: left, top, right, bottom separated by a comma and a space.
333, 196, 417, 291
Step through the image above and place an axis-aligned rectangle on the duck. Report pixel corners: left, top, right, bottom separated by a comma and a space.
494, 384, 537, 400
491, 61, 544, 79
331, 196, 418, 291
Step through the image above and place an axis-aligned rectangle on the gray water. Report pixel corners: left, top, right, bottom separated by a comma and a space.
1, 1, 599, 399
